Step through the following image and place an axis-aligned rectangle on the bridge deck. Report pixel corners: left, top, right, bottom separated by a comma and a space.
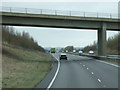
1, 12, 119, 23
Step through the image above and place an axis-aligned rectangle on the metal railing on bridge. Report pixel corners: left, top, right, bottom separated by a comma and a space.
0, 6, 118, 19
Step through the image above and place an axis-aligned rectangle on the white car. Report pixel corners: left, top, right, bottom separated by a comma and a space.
66, 50, 68, 52
59, 53, 67, 60
89, 50, 94, 55
78, 50, 83, 55
73, 50, 76, 53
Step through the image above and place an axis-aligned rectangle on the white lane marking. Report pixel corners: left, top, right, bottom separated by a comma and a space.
83, 65, 85, 66
80, 63, 81, 64
98, 79, 101, 83
87, 68, 89, 70
96, 60, 119, 68
47, 54, 60, 90
91, 72, 94, 74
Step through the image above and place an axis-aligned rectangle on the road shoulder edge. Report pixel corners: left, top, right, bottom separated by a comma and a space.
35, 54, 60, 89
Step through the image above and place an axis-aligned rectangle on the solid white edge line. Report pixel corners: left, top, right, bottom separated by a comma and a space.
96, 60, 119, 68
46, 54, 60, 90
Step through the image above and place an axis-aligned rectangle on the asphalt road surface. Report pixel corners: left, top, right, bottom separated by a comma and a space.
50, 53, 118, 88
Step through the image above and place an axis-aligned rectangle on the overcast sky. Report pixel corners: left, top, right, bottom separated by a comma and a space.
2, 2, 119, 48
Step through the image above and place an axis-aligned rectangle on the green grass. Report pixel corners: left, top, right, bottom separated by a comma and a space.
98, 58, 120, 65
2, 44, 53, 88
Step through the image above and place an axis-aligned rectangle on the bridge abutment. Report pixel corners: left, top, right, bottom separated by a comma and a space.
98, 22, 107, 56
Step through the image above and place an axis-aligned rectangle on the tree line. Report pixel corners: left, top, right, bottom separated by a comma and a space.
64, 46, 74, 52
2, 26, 45, 52
82, 33, 120, 55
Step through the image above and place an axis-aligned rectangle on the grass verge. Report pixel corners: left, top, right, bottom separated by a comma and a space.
97, 58, 120, 66
2, 44, 53, 88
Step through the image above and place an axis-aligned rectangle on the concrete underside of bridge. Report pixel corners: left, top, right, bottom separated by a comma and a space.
1, 12, 120, 56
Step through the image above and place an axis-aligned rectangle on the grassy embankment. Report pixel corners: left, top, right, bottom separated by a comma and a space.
99, 58, 120, 65
2, 44, 53, 88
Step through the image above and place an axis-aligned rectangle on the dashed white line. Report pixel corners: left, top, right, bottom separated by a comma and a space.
87, 68, 89, 70
91, 72, 94, 74
83, 65, 85, 66
98, 79, 101, 83
47, 54, 60, 90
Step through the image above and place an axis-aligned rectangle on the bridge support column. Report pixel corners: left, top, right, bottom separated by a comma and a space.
98, 22, 107, 56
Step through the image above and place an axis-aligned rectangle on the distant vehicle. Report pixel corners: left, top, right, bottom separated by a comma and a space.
56, 50, 59, 53
59, 53, 67, 60
51, 48, 55, 53
62, 51, 64, 52
73, 50, 76, 53
78, 50, 83, 55
66, 50, 68, 53
89, 50, 94, 55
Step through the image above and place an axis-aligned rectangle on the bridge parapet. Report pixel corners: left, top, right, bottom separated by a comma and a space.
0, 6, 118, 19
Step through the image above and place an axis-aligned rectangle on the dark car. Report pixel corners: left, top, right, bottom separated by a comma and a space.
59, 53, 67, 60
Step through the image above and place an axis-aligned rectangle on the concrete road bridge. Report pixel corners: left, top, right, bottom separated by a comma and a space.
0, 7, 120, 56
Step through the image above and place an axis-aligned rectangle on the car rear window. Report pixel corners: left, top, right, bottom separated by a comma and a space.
61, 55, 66, 57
